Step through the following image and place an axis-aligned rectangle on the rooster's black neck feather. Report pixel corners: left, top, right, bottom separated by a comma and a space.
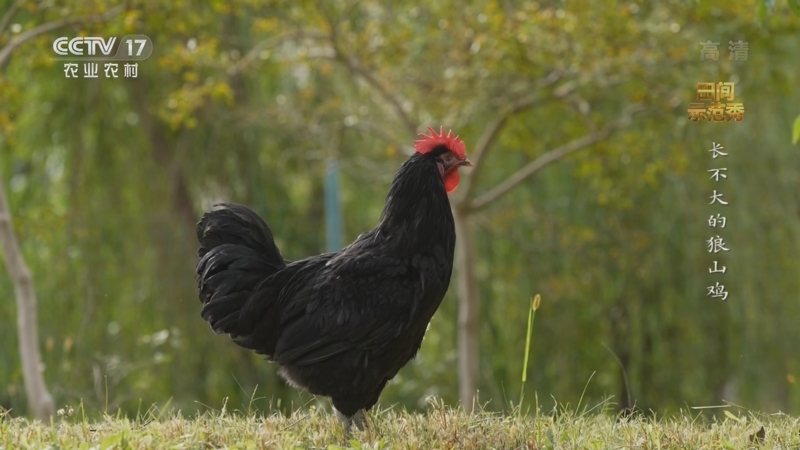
372, 149, 455, 256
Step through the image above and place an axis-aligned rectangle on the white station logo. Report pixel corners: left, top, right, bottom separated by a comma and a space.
53, 37, 117, 56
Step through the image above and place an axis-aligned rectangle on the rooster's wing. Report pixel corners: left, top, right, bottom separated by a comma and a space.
272, 253, 423, 366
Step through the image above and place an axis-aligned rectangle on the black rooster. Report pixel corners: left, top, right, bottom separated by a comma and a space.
196, 127, 471, 429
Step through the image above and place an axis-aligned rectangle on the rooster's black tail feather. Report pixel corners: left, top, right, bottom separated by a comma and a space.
196, 203, 286, 345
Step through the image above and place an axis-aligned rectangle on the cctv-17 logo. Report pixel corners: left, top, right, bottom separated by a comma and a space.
51, 35, 152, 61
53, 37, 116, 56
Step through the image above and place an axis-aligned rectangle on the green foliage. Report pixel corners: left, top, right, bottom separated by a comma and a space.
0, 0, 799, 420
786, 0, 800, 16
793, 115, 800, 144
759, 0, 800, 18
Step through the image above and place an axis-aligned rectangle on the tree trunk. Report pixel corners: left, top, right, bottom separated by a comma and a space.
125, 80, 197, 231
609, 301, 632, 411
0, 171, 55, 420
453, 204, 480, 410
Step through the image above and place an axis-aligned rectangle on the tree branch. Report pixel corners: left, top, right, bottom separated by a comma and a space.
456, 101, 533, 204
352, 121, 404, 150
0, 0, 22, 38
317, 9, 417, 137
336, 53, 417, 136
456, 71, 573, 205
226, 29, 328, 77
469, 104, 644, 212
0, 5, 124, 70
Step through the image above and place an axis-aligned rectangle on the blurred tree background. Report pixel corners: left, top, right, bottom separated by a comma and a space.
1, 0, 799, 418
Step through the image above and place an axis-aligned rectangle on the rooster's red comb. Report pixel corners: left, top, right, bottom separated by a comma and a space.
414, 126, 466, 159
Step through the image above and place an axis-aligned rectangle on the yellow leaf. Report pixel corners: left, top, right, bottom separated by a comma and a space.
212, 82, 234, 105
723, 410, 743, 423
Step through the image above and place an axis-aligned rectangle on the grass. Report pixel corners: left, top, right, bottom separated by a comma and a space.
519, 294, 541, 410
4, 295, 799, 449
2, 400, 800, 449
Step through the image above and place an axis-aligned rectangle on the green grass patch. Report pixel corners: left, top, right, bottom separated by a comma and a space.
2, 400, 799, 449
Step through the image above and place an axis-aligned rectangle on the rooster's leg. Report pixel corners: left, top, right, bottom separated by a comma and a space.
351, 410, 366, 429
335, 408, 366, 434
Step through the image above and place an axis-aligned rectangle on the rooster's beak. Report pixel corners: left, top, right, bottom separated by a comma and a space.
459, 158, 473, 167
